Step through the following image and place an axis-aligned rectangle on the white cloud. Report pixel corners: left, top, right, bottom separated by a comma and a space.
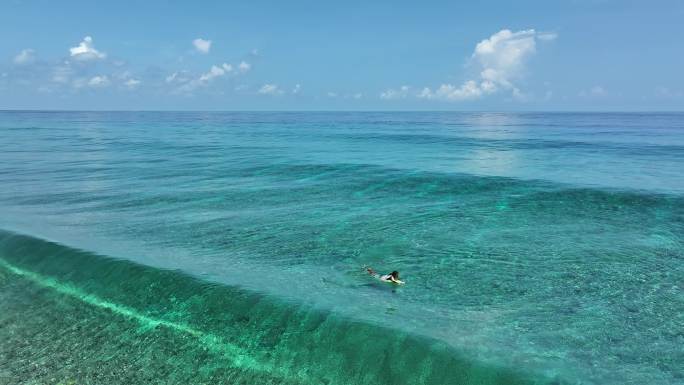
292, 84, 301, 94
238, 61, 251, 72
170, 62, 248, 94
71, 75, 109, 89
418, 81, 485, 101
173, 63, 233, 93
69, 36, 106, 60
124, 78, 141, 89
420, 29, 554, 101
113, 71, 141, 89
193, 38, 212, 54
258, 84, 283, 95
166, 71, 187, 83
199, 63, 232, 82
88, 75, 110, 87
353, 92, 363, 99
14, 49, 35, 65
380, 85, 410, 100
327, 92, 338, 98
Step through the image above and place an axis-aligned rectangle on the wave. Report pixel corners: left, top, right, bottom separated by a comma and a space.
323, 131, 684, 157
0, 229, 564, 385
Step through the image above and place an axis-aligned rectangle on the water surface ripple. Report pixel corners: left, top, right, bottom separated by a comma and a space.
1, 111, 683, 384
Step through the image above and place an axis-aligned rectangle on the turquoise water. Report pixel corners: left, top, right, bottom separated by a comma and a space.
0, 111, 683, 384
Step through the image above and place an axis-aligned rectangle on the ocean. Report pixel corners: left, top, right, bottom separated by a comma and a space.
0, 111, 682, 384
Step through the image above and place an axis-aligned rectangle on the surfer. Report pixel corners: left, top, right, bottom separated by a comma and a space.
366, 267, 404, 284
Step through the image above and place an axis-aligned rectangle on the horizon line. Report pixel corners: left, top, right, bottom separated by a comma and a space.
2, 109, 684, 114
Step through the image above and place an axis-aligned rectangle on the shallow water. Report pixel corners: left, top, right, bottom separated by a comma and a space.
0, 231, 547, 385
0, 111, 683, 384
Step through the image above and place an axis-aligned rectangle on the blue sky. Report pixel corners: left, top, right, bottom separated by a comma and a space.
1, 0, 683, 110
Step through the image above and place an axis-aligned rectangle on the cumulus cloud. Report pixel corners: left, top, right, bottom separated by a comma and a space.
172, 63, 237, 93
8, 36, 256, 97
193, 38, 212, 54
238, 61, 251, 72
71, 75, 110, 89
199, 63, 232, 82
258, 84, 283, 95
420, 29, 554, 101
418, 81, 487, 100
165, 71, 189, 84
115, 71, 141, 89
380, 85, 410, 100
292, 84, 301, 94
14, 49, 35, 65
69, 36, 106, 60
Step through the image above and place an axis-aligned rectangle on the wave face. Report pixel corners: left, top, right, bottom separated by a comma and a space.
0, 231, 544, 385
1, 111, 684, 384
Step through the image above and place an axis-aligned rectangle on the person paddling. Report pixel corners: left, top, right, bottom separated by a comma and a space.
366, 267, 404, 285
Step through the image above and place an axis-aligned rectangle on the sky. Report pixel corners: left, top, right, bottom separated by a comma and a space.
1, 0, 683, 111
